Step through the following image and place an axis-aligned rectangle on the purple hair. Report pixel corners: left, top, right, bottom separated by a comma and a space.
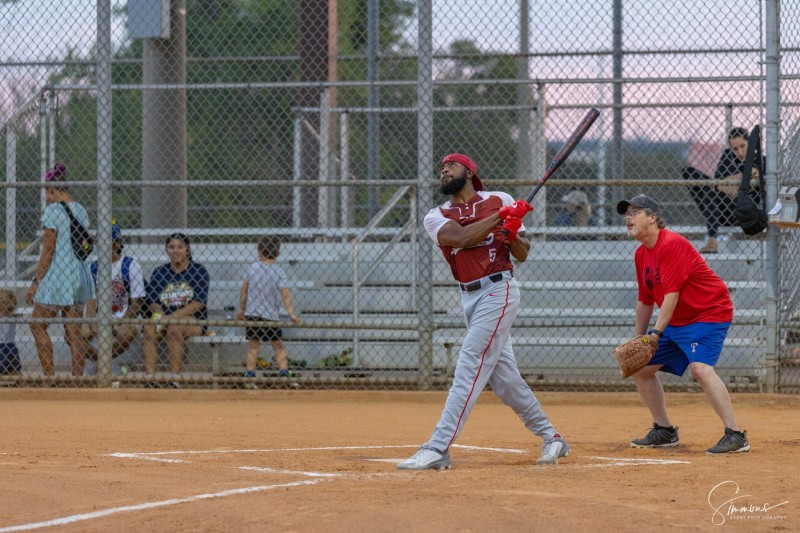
44, 162, 67, 182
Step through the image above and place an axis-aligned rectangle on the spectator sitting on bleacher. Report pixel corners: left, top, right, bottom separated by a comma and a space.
142, 232, 210, 388
1, 288, 22, 376
553, 190, 598, 240
237, 236, 302, 384
682, 127, 765, 254
82, 222, 147, 373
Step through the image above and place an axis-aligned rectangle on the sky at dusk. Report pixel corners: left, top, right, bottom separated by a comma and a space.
2, 0, 799, 141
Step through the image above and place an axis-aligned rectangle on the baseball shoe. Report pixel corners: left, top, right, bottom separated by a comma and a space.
536, 433, 570, 465
631, 422, 679, 448
397, 447, 451, 470
706, 428, 750, 454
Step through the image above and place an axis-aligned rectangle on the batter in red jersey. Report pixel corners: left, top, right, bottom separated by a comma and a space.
618, 194, 749, 454
397, 153, 570, 470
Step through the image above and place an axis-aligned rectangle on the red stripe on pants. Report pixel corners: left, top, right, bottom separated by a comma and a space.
446, 281, 510, 449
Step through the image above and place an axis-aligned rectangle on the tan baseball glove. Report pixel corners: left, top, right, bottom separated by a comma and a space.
612, 334, 659, 378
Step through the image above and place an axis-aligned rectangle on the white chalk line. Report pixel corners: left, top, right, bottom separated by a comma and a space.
239, 466, 344, 478
108, 443, 527, 464
586, 456, 690, 468
0, 480, 323, 533
108, 445, 420, 463
1, 446, 687, 530
451, 444, 527, 454
239, 467, 390, 482
1, 445, 520, 530
108, 453, 187, 464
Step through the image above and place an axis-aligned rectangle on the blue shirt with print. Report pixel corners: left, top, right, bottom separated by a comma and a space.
146, 262, 210, 320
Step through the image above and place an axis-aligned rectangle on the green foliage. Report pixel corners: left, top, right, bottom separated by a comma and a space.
16, 3, 691, 234
432, 40, 520, 185
344, 0, 414, 53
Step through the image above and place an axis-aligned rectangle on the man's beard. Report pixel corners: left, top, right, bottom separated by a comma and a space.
438, 173, 468, 196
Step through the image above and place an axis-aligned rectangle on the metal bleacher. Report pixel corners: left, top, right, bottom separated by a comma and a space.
166, 230, 765, 381
3, 225, 767, 384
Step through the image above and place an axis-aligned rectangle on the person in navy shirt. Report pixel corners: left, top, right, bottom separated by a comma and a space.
142, 233, 210, 388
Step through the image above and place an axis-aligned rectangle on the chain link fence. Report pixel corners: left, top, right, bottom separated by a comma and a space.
2, 0, 799, 391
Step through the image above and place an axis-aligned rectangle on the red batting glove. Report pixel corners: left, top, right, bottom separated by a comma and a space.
498, 200, 533, 220
502, 216, 523, 241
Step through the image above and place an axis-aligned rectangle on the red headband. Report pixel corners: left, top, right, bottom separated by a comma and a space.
440, 153, 483, 191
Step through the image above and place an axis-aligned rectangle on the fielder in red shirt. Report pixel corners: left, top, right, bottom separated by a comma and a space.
618, 194, 749, 454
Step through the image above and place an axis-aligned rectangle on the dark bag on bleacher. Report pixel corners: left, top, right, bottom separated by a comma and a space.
734, 125, 768, 236
60, 202, 94, 261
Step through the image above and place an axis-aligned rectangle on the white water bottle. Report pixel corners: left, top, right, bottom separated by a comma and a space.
224, 305, 236, 336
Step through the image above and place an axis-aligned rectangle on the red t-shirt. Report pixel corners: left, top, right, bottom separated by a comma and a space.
423, 191, 521, 283
635, 228, 733, 325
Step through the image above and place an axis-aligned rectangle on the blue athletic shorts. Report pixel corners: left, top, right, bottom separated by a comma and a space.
0, 342, 21, 375
648, 322, 731, 376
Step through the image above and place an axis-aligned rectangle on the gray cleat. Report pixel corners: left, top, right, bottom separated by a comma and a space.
397, 447, 452, 470
537, 433, 571, 465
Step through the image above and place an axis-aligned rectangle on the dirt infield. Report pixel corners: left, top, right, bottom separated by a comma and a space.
1, 390, 798, 532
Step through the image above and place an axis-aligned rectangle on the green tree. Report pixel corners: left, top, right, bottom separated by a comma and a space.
39, 0, 417, 233
432, 40, 521, 182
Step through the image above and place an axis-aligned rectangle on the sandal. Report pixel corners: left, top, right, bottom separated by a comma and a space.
700, 237, 718, 254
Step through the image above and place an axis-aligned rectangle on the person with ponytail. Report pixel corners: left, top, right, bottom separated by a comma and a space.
27, 163, 95, 378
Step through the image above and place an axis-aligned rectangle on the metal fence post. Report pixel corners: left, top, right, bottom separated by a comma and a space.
764, 0, 781, 392
318, 88, 330, 228
95, 0, 114, 388
293, 115, 303, 228
416, 0, 434, 391
4, 130, 15, 280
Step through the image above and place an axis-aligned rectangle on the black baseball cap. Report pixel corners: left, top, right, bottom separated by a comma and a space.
616, 194, 660, 215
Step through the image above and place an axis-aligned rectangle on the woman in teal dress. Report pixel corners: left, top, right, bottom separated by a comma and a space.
26, 163, 95, 377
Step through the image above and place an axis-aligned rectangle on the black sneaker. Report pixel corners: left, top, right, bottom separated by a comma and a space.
706, 428, 750, 454
631, 422, 679, 448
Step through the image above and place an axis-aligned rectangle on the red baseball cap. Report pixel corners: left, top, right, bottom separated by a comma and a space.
440, 153, 483, 191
